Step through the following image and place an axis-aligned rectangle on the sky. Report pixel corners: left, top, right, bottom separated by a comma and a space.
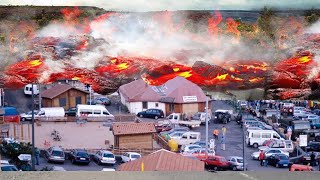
0, 0, 319, 11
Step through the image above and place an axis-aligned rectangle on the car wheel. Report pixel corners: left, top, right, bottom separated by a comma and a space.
139, 114, 143, 118
232, 166, 237, 171
253, 143, 259, 148
213, 166, 218, 171
21, 118, 26, 122
155, 116, 159, 120
71, 159, 75, 164
276, 163, 279, 168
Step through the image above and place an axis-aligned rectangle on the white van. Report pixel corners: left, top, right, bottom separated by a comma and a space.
24, 84, 39, 95
170, 131, 201, 146
258, 140, 294, 153
76, 104, 114, 121
37, 107, 65, 119
246, 129, 284, 148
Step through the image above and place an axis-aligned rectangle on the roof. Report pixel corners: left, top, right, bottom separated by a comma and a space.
119, 76, 207, 103
117, 149, 204, 171
112, 122, 157, 136
41, 84, 89, 99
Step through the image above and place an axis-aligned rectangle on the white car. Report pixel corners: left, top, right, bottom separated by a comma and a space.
121, 152, 141, 163
302, 114, 319, 121
101, 168, 116, 171
251, 149, 289, 160
0, 160, 10, 165
94, 150, 116, 165
20, 110, 39, 121
180, 144, 202, 153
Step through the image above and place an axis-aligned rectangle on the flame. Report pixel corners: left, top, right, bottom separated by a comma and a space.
72, 76, 81, 81
215, 74, 228, 81
28, 60, 42, 67
226, 18, 241, 43
179, 71, 192, 78
298, 56, 312, 64
117, 63, 129, 70
229, 67, 235, 72
249, 77, 264, 83
173, 68, 180, 72
208, 10, 222, 38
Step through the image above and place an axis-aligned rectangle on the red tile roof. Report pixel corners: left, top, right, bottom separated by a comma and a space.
117, 149, 204, 171
41, 84, 89, 99
119, 76, 206, 103
112, 122, 156, 136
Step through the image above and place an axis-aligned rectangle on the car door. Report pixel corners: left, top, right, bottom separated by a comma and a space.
95, 151, 101, 162
122, 153, 128, 162
145, 110, 152, 118
268, 155, 276, 165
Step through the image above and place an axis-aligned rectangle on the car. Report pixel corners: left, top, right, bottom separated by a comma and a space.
251, 149, 289, 160
0, 160, 10, 165
306, 141, 320, 152
101, 168, 116, 171
65, 107, 77, 117
185, 148, 215, 159
312, 109, 320, 116
267, 154, 290, 168
200, 155, 229, 171
0, 164, 19, 171
262, 139, 278, 147
121, 152, 141, 163
20, 110, 39, 121
227, 156, 247, 171
93, 150, 116, 165
69, 149, 90, 165
160, 127, 189, 136
137, 109, 164, 119
214, 110, 231, 124
247, 126, 263, 130
155, 123, 173, 133
44, 146, 65, 163
193, 141, 209, 148
180, 144, 202, 153
302, 152, 320, 165
91, 97, 112, 106
302, 114, 319, 121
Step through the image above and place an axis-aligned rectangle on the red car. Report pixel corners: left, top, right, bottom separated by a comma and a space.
200, 155, 230, 171
155, 124, 172, 133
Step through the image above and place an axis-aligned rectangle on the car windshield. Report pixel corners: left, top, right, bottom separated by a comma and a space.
237, 158, 244, 163
219, 157, 227, 162
103, 153, 114, 158
52, 150, 64, 157
1, 166, 18, 171
77, 152, 88, 157
131, 154, 141, 159
279, 156, 288, 160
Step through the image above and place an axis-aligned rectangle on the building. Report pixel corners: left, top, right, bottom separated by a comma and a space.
112, 122, 156, 149
117, 149, 204, 171
119, 76, 208, 116
41, 84, 89, 110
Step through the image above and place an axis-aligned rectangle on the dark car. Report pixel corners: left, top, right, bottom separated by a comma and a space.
267, 154, 290, 168
69, 149, 90, 165
307, 141, 320, 152
65, 107, 77, 117
90, 97, 111, 106
1, 165, 19, 171
312, 109, 320, 116
302, 152, 320, 165
137, 109, 164, 119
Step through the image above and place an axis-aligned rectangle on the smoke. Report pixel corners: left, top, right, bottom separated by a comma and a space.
38, 58, 65, 83
87, 13, 277, 66
305, 20, 320, 34
36, 23, 84, 37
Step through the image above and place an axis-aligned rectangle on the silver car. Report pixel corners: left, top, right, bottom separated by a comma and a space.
44, 146, 65, 163
227, 156, 247, 171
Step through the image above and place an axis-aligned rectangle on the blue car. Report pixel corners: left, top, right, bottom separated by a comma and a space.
267, 154, 290, 168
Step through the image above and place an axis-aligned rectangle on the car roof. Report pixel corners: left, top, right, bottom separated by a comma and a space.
0, 160, 10, 164
74, 149, 88, 152
100, 150, 113, 154
51, 146, 64, 151
228, 156, 243, 159
125, 152, 141, 155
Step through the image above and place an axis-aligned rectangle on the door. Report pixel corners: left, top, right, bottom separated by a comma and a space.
179, 134, 189, 145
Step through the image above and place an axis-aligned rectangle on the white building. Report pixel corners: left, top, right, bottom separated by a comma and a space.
118, 76, 208, 116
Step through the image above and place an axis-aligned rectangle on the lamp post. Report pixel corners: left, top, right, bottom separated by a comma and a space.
205, 96, 209, 153
31, 83, 35, 170
239, 104, 246, 171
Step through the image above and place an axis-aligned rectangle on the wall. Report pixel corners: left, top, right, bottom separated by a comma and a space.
42, 89, 87, 109
182, 103, 198, 116
118, 134, 153, 149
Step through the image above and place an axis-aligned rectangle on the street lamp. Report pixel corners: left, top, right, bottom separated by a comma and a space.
31, 83, 35, 171
239, 103, 246, 171
205, 96, 209, 154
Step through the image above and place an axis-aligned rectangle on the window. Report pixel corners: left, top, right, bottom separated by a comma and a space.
273, 134, 280, 139
59, 98, 67, 107
190, 134, 197, 139
262, 133, 271, 138
94, 110, 101, 114
182, 135, 188, 139
142, 102, 148, 109
169, 104, 174, 112
155, 103, 159, 107
252, 133, 260, 138
103, 111, 110, 115
174, 115, 178, 120
75, 96, 82, 105
80, 109, 92, 115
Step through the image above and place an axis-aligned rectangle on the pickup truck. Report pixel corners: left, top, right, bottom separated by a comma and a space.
160, 113, 201, 129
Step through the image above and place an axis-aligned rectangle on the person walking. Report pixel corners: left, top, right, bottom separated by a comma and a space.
213, 128, 219, 140
222, 126, 226, 136
221, 136, 225, 150
35, 147, 40, 165
310, 151, 316, 166
259, 150, 265, 166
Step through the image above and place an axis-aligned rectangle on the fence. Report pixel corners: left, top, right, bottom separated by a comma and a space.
153, 134, 170, 151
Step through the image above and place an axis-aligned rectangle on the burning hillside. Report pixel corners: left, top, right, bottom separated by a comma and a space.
0, 7, 320, 99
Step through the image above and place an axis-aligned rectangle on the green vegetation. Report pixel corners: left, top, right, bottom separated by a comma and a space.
235, 18, 255, 32
257, 6, 276, 40
304, 8, 320, 24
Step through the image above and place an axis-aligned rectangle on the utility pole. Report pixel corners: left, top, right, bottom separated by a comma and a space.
240, 105, 246, 171
205, 96, 209, 153
31, 83, 35, 170
38, 83, 41, 109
